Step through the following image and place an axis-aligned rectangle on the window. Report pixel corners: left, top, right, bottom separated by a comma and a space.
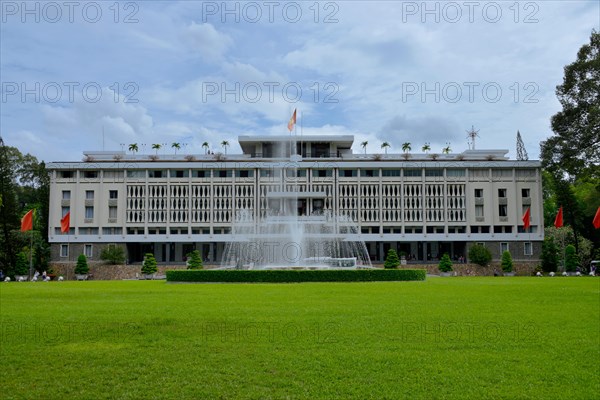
193, 170, 208, 178
217, 170, 232, 178
85, 207, 94, 219
60, 244, 69, 257
127, 170, 145, 178
360, 169, 378, 177
475, 205, 484, 217
500, 242, 509, 253
170, 170, 188, 178
109, 190, 118, 199
60, 171, 74, 178
498, 189, 507, 198
447, 169, 466, 177
315, 169, 332, 177
84, 244, 93, 258
404, 169, 421, 177
340, 169, 358, 177
474, 189, 483, 198
382, 169, 401, 177
521, 188, 530, 198
524, 242, 532, 256
149, 170, 165, 178
492, 169, 512, 178
85, 190, 94, 200
498, 204, 507, 217
109, 206, 117, 219
62, 190, 71, 200
83, 171, 98, 179
61, 206, 70, 217
425, 169, 443, 177
237, 170, 252, 178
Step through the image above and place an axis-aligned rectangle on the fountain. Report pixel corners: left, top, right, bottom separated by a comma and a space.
221, 136, 372, 270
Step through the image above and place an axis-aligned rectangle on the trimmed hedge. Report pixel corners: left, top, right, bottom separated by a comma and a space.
166, 269, 426, 283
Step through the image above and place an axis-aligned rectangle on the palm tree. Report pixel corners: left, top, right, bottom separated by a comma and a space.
421, 143, 431, 153
221, 140, 229, 155
442, 145, 451, 154
171, 142, 181, 154
402, 142, 411, 153
202, 142, 210, 155
152, 143, 162, 155
128, 143, 138, 154
381, 142, 390, 154
360, 141, 368, 154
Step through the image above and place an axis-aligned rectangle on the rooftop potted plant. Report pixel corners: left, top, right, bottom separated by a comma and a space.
75, 254, 89, 280
141, 253, 158, 279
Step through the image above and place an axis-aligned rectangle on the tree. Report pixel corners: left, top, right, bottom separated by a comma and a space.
202, 142, 210, 155
221, 140, 229, 155
564, 244, 580, 272
442, 145, 452, 154
186, 250, 203, 270
541, 30, 599, 181
380, 142, 390, 154
128, 143, 138, 154
468, 244, 492, 267
141, 253, 158, 275
438, 253, 453, 272
152, 144, 162, 155
500, 250, 513, 272
75, 254, 89, 275
14, 251, 29, 276
100, 245, 126, 265
402, 142, 411, 153
360, 141, 368, 154
541, 237, 559, 272
171, 142, 181, 154
421, 143, 430, 153
384, 249, 400, 268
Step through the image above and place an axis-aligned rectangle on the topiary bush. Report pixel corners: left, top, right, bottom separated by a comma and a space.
141, 253, 158, 275
468, 244, 492, 267
564, 245, 579, 272
75, 254, 89, 275
541, 237, 558, 272
186, 250, 203, 270
384, 249, 400, 269
100, 245, 125, 265
438, 253, 453, 272
15, 252, 29, 276
501, 250, 513, 272
166, 269, 427, 283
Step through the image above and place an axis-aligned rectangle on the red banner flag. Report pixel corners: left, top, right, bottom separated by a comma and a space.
287, 109, 297, 132
20, 209, 34, 232
593, 206, 600, 229
522, 207, 531, 230
61, 212, 70, 234
554, 206, 563, 228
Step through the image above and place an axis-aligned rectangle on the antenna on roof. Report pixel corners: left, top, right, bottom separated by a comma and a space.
466, 126, 480, 150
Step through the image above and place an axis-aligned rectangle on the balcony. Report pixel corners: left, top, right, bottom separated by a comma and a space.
498, 198, 508, 205
474, 198, 484, 205
522, 197, 531, 205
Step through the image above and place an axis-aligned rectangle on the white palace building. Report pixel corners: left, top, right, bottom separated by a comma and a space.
47, 135, 543, 265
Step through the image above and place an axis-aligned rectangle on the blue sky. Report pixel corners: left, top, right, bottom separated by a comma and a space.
1, 1, 598, 161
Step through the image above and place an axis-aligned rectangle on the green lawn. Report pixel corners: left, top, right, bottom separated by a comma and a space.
1, 278, 599, 399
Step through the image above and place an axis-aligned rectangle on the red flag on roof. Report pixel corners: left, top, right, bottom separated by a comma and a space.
287, 109, 297, 132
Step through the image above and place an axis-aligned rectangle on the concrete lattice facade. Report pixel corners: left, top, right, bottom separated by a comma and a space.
47, 135, 543, 264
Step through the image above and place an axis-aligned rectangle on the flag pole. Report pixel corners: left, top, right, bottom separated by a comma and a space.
28, 230, 33, 280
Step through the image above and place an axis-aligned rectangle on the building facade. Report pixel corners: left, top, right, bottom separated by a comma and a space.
47, 135, 543, 264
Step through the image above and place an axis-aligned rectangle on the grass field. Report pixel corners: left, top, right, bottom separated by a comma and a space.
1, 277, 599, 399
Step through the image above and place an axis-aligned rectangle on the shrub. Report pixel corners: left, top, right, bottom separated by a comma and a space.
15, 252, 29, 275
384, 249, 400, 269
75, 254, 89, 275
141, 253, 158, 275
564, 245, 579, 272
100, 245, 125, 265
186, 250, 203, 270
438, 253, 453, 272
166, 269, 427, 283
468, 244, 492, 267
541, 237, 558, 272
501, 250, 513, 272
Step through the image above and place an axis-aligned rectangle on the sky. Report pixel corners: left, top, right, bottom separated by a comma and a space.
1, 0, 598, 162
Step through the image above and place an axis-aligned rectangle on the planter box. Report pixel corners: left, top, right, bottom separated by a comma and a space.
76, 274, 88, 281
439, 272, 453, 277
503, 272, 516, 277
143, 274, 154, 280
